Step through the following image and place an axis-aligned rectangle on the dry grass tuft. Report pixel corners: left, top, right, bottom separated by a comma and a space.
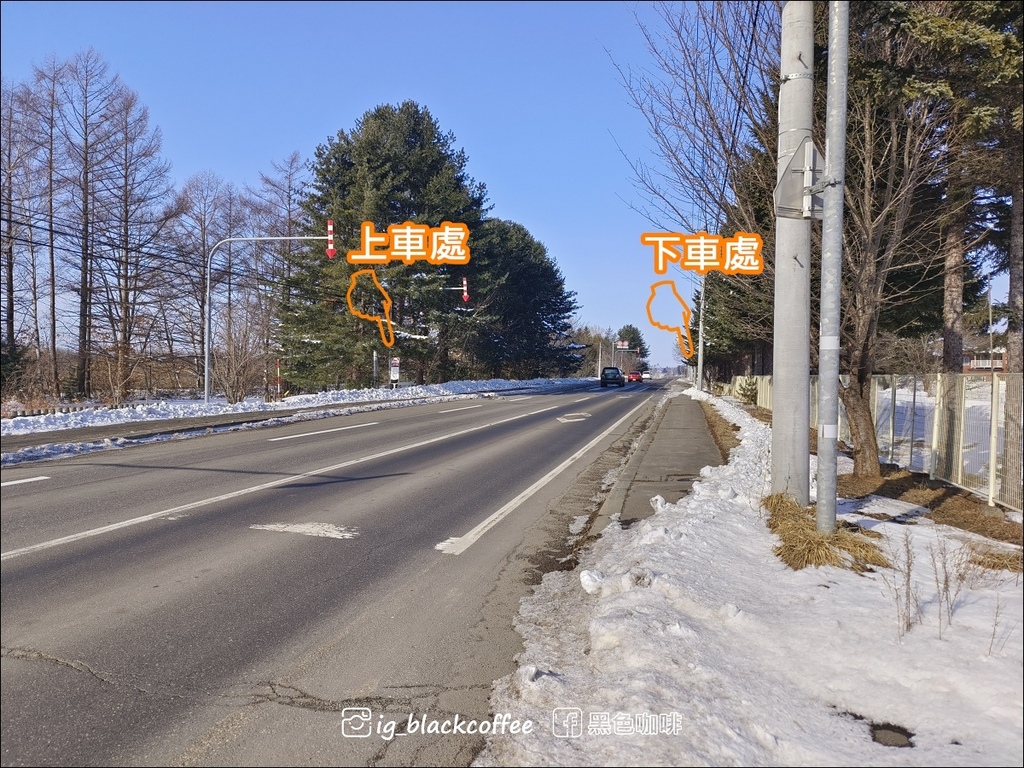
699, 401, 741, 462
967, 545, 1023, 574
763, 493, 891, 572
835, 468, 1022, 546
701, 397, 1021, 574
835, 468, 1022, 573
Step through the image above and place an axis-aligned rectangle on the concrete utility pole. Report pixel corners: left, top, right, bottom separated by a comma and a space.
772, 0, 815, 506
816, 0, 850, 533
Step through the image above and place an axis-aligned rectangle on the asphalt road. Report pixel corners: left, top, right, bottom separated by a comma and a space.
1, 382, 662, 766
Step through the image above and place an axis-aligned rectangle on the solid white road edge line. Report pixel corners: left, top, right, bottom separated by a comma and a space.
436, 396, 651, 555
438, 404, 484, 413
0, 405, 560, 562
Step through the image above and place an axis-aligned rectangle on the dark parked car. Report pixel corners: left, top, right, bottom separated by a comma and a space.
627, 371, 643, 382
600, 366, 626, 387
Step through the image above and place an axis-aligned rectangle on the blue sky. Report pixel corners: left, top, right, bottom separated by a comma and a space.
6, 1, 1008, 368
3, 0, 704, 367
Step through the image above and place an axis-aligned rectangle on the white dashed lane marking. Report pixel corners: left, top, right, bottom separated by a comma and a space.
249, 523, 359, 539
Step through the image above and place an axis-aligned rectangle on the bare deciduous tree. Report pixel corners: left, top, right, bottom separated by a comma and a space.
618, 1, 781, 235
91, 86, 179, 403
28, 57, 71, 396
621, 1, 1005, 478
56, 48, 124, 397
245, 151, 311, 398
1, 79, 30, 377
164, 171, 232, 390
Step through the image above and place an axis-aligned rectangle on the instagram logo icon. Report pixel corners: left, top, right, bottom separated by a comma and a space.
340, 707, 373, 738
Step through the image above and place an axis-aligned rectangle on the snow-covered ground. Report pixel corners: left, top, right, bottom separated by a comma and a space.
1, 377, 577, 437
2, 378, 1021, 766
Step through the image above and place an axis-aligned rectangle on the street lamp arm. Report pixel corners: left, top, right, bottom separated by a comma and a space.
204, 235, 330, 404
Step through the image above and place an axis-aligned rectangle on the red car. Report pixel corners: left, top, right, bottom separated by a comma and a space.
627, 371, 643, 382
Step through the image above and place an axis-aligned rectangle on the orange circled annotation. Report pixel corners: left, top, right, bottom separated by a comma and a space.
330, 221, 473, 348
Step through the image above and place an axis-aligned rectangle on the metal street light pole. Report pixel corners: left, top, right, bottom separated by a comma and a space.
815, 0, 850, 533
204, 235, 328, 404
696, 275, 706, 391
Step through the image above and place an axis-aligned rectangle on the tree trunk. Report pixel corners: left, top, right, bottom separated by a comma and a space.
998, 373, 1022, 506
46, 92, 60, 397
115, 245, 130, 405
75, 222, 90, 397
30, 242, 42, 395
2, 196, 14, 361
997, 172, 1023, 505
931, 373, 962, 483
1007, 176, 1022, 374
941, 211, 965, 373
49, 230, 58, 396
839, 377, 882, 477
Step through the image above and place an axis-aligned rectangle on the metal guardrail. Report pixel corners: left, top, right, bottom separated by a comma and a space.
727, 373, 1023, 514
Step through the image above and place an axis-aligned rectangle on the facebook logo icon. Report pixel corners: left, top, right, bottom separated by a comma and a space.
551, 708, 583, 738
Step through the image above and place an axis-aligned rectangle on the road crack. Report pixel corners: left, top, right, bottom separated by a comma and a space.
1, 645, 173, 698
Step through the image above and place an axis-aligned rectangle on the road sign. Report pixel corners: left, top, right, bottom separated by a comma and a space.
390, 357, 400, 382
774, 136, 824, 220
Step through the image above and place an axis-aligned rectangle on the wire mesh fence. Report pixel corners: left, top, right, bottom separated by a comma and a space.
727, 373, 1023, 514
